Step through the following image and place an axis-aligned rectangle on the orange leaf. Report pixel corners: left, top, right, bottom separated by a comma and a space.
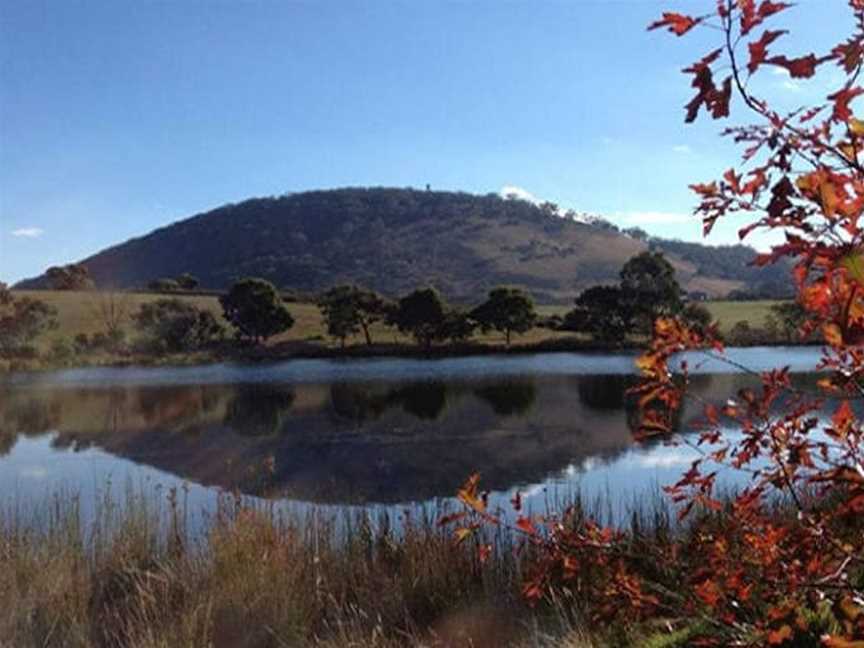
648, 12, 700, 36
767, 624, 793, 644
515, 516, 536, 535
457, 472, 486, 514
823, 323, 843, 347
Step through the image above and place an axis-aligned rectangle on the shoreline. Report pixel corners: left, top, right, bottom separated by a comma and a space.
0, 334, 821, 375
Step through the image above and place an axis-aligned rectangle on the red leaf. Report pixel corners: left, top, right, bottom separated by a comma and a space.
510, 491, 522, 512
829, 85, 864, 122
766, 54, 822, 79
748, 30, 787, 74
648, 12, 700, 36
515, 515, 536, 535
741, 0, 790, 35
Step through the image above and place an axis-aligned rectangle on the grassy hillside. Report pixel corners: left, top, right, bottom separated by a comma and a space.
15, 188, 790, 303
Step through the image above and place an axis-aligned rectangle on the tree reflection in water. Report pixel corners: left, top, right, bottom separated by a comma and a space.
473, 380, 537, 417
223, 385, 296, 437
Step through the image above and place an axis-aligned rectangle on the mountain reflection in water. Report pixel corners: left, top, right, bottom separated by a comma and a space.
0, 354, 826, 506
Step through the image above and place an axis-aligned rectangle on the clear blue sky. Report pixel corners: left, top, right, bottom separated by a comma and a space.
0, 0, 847, 283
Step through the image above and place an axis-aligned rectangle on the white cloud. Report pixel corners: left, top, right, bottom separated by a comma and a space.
634, 452, 695, 469
11, 227, 44, 238
672, 144, 692, 154
623, 211, 693, 225
781, 80, 802, 92
500, 185, 540, 204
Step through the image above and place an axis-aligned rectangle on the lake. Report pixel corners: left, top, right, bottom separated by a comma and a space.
0, 346, 826, 526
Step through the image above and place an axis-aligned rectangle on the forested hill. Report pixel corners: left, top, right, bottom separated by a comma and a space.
16, 188, 790, 302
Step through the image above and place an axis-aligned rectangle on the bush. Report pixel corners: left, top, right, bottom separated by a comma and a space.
133, 299, 224, 353
0, 285, 57, 356
220, 279, 294, 344
49, 338, 75, 363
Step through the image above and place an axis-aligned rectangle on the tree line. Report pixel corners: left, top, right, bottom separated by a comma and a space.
3, 252, 805, 363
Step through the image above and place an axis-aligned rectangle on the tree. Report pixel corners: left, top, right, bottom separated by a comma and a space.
87, 291, 130, 351
317, 285, 389, 347
132, 298, 224, 352
0, 283, 57, 355
680, 301, 713, 335
438, 309, 476, 344
148, 278, 181, 293
220, 278, 294, 344
390, 287, 447, 349
567, 285, 633, 343
770, 301, 808, 342
176, 273, 200, 290
470, 287, 536, 347
46, 264, 93, 290
619, 251, 683, 330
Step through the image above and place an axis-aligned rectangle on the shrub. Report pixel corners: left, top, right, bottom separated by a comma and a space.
133, 298, 224, 353
0, 284, 57, 356
220, 278, 294, 344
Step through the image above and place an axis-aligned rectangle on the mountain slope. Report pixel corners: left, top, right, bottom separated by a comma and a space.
16, 187, 789, 302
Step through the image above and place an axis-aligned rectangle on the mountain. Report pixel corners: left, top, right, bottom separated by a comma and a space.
16, 187, 790, 302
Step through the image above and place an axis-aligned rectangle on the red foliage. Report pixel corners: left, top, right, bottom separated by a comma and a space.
444, 1, 864, 643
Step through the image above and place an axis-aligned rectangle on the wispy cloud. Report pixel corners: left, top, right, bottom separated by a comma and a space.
11, 227, 44, 238
500, 185, 539, 204
672, 144, 692, 154
634, 451, 695, 469
623, 211, 692, 225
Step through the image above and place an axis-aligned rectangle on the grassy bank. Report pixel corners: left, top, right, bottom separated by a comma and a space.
7, 483, 846, 647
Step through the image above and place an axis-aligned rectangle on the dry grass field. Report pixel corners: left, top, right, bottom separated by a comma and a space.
15, 290, 575, 352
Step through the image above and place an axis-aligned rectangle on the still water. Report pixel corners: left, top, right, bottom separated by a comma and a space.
0, 347, 825, 523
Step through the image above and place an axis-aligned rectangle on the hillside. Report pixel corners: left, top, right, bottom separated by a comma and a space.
16, 187, 790, 302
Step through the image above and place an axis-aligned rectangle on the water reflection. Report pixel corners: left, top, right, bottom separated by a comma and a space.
224, 385, 296, 436
0, 358, 828, 506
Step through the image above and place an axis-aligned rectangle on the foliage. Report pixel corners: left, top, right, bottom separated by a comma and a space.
680, 301, 713, 335
177, 273, 200, 290
87, 291, 131, 351
220, 278, 294, 344
770, 301, 809, 341
148, 278, 181, 293
132, 298, 224, 352
446, 3, 864, 645
438, 309, 476, 344
471, 287, 537, 347
0, 283, 57, 355
389, 287, 448, 349
45, 263, 93, 290
566, 285, 633, 343
620, 251, 684, 331
563, 252, 685, 341
318, 285, 389, 347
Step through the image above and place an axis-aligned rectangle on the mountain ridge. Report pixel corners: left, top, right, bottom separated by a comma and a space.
15, 187, 790, 303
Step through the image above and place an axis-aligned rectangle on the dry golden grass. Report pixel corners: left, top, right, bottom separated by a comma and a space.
10, 291, 789, 369
0, 489, 587, 648
14, 290, 571, 353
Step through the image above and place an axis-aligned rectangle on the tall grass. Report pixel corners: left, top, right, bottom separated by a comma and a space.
1, 485, 612, 648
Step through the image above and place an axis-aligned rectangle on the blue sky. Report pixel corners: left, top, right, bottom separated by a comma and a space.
0, 0, 848, 283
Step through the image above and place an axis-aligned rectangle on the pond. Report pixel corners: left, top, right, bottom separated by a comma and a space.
0, 347, 827, 525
